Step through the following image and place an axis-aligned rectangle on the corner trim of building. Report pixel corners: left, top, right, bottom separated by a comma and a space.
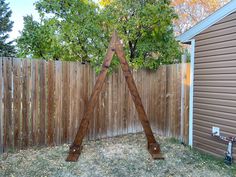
189, 39, 195, 147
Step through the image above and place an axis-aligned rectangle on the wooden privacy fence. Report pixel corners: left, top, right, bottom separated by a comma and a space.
0, 57, 190, 153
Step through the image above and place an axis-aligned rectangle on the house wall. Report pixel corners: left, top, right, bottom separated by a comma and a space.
193, 11, 236, 159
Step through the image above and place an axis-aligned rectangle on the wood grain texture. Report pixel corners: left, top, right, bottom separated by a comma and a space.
55, 61, 62, 145
0, 57, 190, 154
47, 61, 55, 145
62, 61, 70, 143
115, 38, 157, 145
3, 58, 13, 151
0, 58, 3, 153
31, 60, 39, 145
39, 60, 46, 146
66, 33, 116, 161
22, 59, 31, 148
184, 64, 190, 143
13, 59, 22, 149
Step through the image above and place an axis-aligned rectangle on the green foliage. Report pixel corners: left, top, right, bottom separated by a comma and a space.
102, 0, 182, 69
17, 0, 182, 71
0, 0, 15, 57
36, 0, 109, 64
17, 16, 61, 59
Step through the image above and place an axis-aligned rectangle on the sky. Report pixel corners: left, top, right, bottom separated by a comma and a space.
6, 0, 40, 41
6, 0, 99, 41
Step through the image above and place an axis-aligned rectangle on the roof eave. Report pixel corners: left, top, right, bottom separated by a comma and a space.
177, 0, 236, 43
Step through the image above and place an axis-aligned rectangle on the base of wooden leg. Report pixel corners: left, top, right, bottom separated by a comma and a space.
65, 145, 83, 162
148, 143, 164, 160
150, 152, 165, 160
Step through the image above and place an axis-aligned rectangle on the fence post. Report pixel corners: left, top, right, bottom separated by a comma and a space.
180, 54, 187, 143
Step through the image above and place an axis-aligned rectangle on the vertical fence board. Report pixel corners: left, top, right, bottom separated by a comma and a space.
13, 59, 22, 149
97, 71, 102, 139
101, 75, 106, 138
119, 69, 123, 135
87, 65, 94, 139
113, 72, 118, 136
137, 70, 143, 133
117, 68, 122, 135
166, 66, 171, 136
90, 68, 97, 139
161, 66, 167, 136
121, 69, 127, 135
87, 66, 92, 139
103, 76, 109, 138
22, 59, 31, 148
31, 60, 39, 145
176, 65, 182, 138
147, 71, 154, 132
127, 74, 133, 134
70, 62, 77, 142
69, 62, 73, 142
100, 70, 106, 138
0, 58, 3, 153
172, 65, 177, 137
47, 61, 55, 145
130, 72, 135, 133
30, 60, 35, 146
62, 62, 70, 143
27, 60, 32, 146
39, 60, 46, 146
78, 65, 85, 139
184, 64, 191, 143
75, 63, 81, 139
55, 61, 62, 145
3, 58, 13, 151
94, 72, 99, 139
133, 71, 139, 133
154, 68, 160, 134
127, 74, 132, 134
107, 74, 112, 137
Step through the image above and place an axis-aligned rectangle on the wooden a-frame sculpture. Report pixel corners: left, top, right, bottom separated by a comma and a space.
66, 31, 164, 162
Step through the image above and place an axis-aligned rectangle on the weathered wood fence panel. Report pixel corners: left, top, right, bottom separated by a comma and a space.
0, 58, 3, 153
0, 57, 190, 153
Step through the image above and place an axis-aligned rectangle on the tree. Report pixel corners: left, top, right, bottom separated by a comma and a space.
17, 0, 182, 71
101, 0, 181, 69
35, 0, 108, 64
0, 0, 15, 57
172, 0, 229, 35
17, 16, 62, 60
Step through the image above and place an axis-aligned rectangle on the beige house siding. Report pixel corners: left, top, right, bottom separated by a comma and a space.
193, 11, 236, 159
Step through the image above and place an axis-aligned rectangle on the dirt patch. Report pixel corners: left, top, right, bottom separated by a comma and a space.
0, 133, 235, 177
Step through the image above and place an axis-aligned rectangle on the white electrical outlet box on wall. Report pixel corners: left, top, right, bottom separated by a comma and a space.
212, 127, 220, 136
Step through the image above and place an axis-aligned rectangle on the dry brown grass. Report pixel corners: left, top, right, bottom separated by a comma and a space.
0, 133, 235, 177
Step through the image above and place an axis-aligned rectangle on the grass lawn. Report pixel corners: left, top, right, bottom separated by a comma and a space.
0, 133, 235, 177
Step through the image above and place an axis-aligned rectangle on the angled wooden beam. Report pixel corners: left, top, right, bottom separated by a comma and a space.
115, 36, 163, 160
66, 32, 117, 162
66, 31, 163, 162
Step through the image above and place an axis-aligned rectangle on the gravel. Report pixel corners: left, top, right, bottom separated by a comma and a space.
0, 133, 235, 177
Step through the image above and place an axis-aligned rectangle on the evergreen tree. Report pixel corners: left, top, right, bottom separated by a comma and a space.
0, 0, 15, 57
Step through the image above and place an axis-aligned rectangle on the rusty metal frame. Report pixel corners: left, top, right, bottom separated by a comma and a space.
66, 31, 164, 162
